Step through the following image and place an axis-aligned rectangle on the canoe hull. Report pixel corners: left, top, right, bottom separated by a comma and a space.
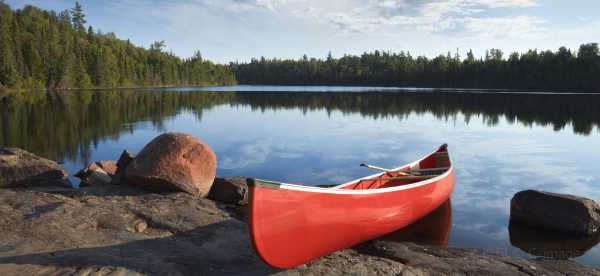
248, 164, 455, 268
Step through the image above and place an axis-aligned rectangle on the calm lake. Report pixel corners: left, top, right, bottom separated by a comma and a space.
1, 85, 600, 267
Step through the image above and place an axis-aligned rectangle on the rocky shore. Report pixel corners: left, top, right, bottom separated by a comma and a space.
1, 135, 599, 275
0, 180, 599, 276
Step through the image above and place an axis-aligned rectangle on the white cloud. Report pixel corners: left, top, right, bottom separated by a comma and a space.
97, 0, 600, 63
220, 139, 273, 169
448, 15, 547, 38
292, 0, 543, 36
166, 0, 542, 35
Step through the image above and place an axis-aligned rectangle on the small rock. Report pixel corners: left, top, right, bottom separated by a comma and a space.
87, 168, 112, 185
208, 177, 248, 205
96, 160, 117, 176
75, 163, 113, 186
113, 150, 135, 184
133, 219, 148, 233
81, 196, 101, 205
125, 133, 217, 197
0, 147, 70, 188
74, 163, 100, 178
510, 190, 600, 235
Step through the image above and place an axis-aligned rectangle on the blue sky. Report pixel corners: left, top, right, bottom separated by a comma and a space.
6, 0, 600, 63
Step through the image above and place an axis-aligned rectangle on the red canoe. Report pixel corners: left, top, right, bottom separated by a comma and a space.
247, 144, 455, 269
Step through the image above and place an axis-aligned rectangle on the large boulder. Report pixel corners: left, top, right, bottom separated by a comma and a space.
208, 177, 248, 205
510, 190, 600, 235
125, 133, 217, 197
0, 147, 70, 188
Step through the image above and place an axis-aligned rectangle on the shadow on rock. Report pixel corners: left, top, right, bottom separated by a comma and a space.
0, 220, 277, 276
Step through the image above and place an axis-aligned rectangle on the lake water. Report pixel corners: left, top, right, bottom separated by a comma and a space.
1, 86, 600, 267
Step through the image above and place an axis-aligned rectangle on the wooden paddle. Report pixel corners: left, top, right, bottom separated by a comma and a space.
360, 163, 414, 176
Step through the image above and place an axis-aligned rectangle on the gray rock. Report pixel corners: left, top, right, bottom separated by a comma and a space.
0, 183, 598, 275
75, 162, 114, 186
0, 183, 271, 275
511, 190, 600, 235
351, 240, 600, 276
112, 150, 135, 184
0, 148, 70, 188
208, 177, 248, 205
86, 169, 113, 186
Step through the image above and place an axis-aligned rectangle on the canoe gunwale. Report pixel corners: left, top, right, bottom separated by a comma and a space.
250, 144, 452, 195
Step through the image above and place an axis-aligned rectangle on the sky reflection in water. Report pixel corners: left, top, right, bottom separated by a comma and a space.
1, 87, 599, 266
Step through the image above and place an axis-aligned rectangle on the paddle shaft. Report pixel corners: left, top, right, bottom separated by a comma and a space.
360, 163, 412, 176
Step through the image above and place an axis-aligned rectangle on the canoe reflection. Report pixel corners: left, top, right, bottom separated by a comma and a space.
509, 221, 600, 259
375, 200, 452, 246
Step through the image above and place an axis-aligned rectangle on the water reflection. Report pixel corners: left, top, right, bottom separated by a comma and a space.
2, 90, 599, 165
509, 221, 600, 259
0, 90, 232, 164
231, 92, 600, 135
377, 200, 452, 246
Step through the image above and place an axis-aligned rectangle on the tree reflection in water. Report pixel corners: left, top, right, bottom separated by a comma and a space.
1, 89, 599, 164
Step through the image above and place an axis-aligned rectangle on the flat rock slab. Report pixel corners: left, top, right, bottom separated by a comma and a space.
0, 148, 69, 188
0, 184, 598, 275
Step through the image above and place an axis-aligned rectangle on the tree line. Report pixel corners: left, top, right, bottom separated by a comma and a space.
2, 2, 600, 92
0, 2, 236, 90
231, 45, 600, 92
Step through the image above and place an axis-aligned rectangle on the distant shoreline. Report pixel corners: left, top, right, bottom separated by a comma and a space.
0, 83, 234, 93
3, 84, 600, 95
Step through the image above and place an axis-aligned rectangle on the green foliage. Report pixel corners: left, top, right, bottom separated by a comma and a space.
70, 1, 85, 32
232, 45, 600, 91
0, 3, 19, 87
0, 3, 235, 90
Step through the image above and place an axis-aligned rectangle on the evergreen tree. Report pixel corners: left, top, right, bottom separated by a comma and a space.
0, 3, 18, 87
0, 2, 235, 90
232, 44, 600, 92
71, 1, 86, 32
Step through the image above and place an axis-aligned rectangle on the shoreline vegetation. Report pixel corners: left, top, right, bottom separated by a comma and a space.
230, 45, 600, 92
1, 2, 599, 93
0, 2, 236, 92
